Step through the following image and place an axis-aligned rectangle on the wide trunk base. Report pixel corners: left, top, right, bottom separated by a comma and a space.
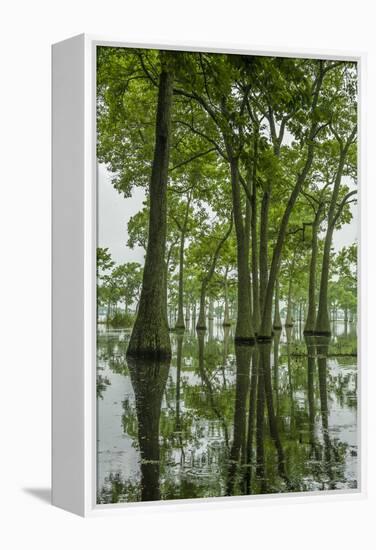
127, 326, 172, 360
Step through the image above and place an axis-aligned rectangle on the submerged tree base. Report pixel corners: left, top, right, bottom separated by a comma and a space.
256, 334, 273, 343
234, 336, 256, 345
314, 329, 332, 337
126, 347, 172, 361
127, 328, 172, 360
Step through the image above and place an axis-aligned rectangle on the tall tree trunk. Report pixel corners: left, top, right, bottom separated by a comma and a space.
250, 138, 261, 333
230, 157, 255, 343
127, 67, 173, 359
273, 328, 282, 416
304, 206, 322, 334
208, 297, 214, 320
259, 189, 270, 315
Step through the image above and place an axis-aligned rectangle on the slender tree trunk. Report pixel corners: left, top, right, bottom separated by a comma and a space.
196, 283, 207, 330
250, 138, 261, 333
127, 67, 173, 359
285, 276, 294, 328
315, 155, 347, 336
175, 195, 191, 330
259, 189, 270, 315
223, 267, 231, 326
273, 277, 282, 330
245, 188, 253, 322
175, 228, 186, 329
273, 329, 282, 416
304, 211, 322, 335
258, 63, 326, 339
208, 297, 214, 320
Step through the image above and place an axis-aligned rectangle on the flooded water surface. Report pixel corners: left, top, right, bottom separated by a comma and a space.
97, 322, 358, 504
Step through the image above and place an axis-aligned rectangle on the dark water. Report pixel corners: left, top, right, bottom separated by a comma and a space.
96, 321, 358, 504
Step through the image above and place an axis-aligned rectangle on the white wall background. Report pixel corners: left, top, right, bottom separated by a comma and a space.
0, 1, 375, 548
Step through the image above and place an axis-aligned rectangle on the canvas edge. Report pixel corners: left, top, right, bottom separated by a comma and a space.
52, 33, 366, 517
52, 33, 86, 517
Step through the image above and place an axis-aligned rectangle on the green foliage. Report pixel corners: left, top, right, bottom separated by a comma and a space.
108, 310, 135, 328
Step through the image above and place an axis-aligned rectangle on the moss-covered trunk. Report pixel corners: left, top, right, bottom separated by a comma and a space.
127, 68, 173, 359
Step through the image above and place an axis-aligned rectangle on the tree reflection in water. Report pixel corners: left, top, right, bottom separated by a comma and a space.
97, 324, 358, 503
128, 356, 170, 501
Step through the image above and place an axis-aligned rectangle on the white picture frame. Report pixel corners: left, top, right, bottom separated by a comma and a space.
52, 33, 366, 517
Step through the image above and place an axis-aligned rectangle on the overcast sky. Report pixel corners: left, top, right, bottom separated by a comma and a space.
98, 163, 358, 267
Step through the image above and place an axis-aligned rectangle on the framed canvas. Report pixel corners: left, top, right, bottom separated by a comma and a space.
52, 34, 366, 517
